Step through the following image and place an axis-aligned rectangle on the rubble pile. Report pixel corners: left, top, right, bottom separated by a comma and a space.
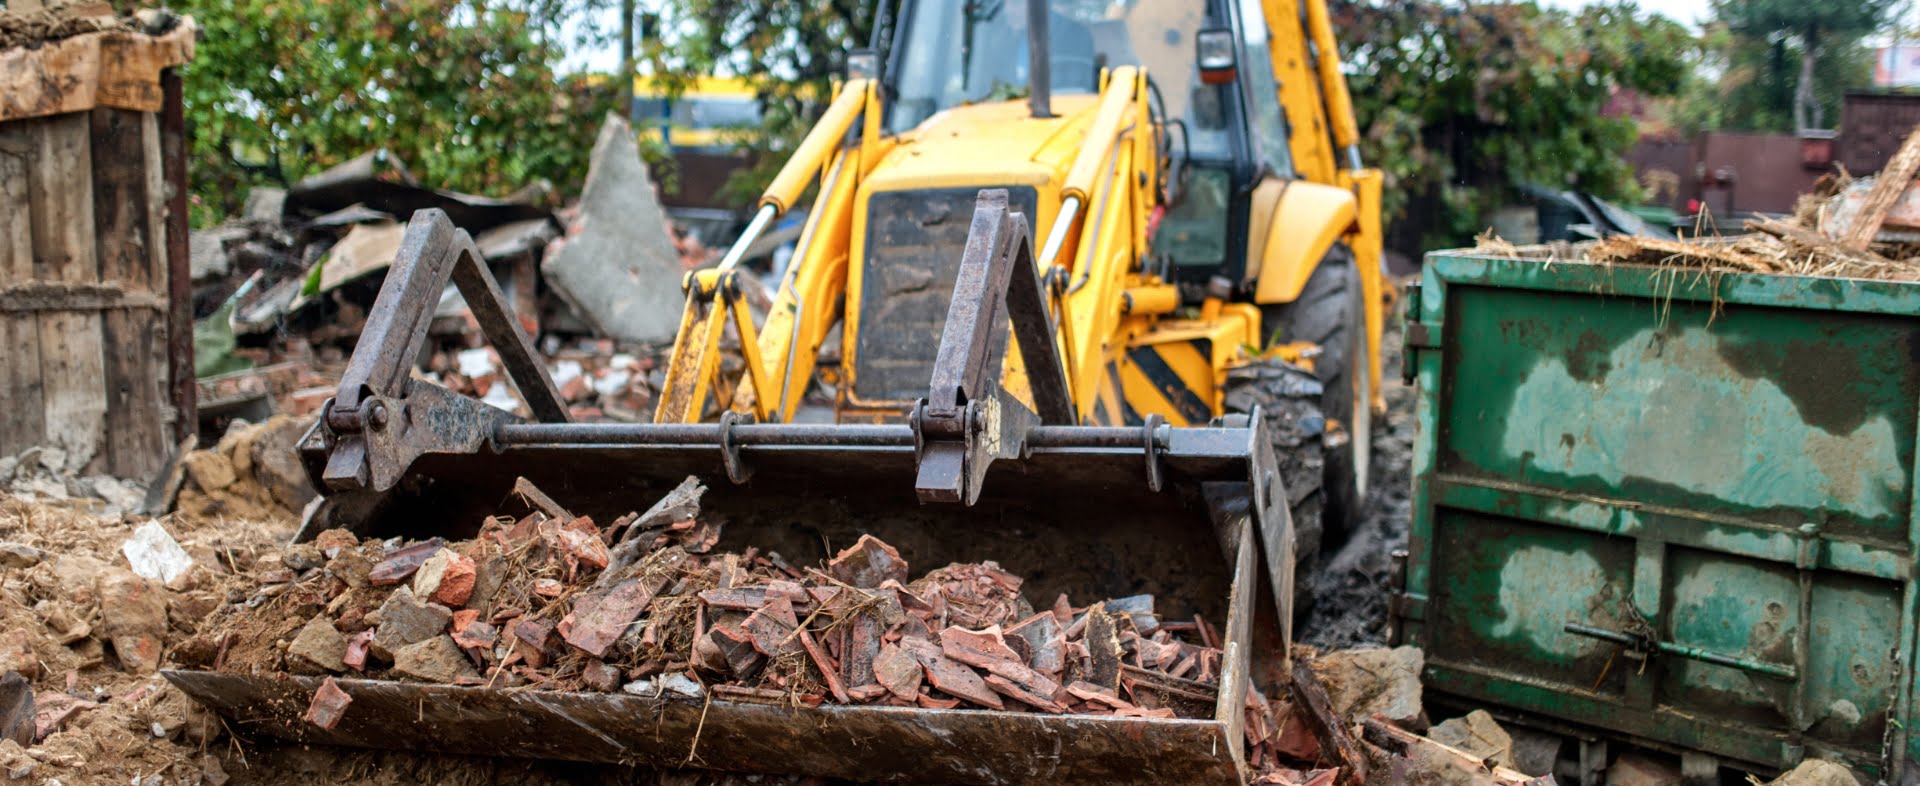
191, 477, 1263, 728
169, 415, 321, 523
1480, 126, 1920, 283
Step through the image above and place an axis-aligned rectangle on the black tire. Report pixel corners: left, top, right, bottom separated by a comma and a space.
1261, 244, 1369, 543
1223, 360, 1326, 622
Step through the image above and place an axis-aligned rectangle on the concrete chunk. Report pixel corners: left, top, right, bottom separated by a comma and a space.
370, 586, 452, 659
539, 114, 686, 343
391, 636, 480, 683
1429, 709, 1514, 769
287, 616, 348, 674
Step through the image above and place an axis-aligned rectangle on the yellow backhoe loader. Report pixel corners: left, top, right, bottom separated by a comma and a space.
170, 0, 1386, 782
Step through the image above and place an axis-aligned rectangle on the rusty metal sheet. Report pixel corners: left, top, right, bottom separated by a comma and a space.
165, 671, 1241, 784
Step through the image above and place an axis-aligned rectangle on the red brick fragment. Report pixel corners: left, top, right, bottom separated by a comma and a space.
939, 625, 1020, 665
582, 660, 621, 692
872, 643, 923, 701
557, 516, 609, 569
450, 609, 480, 634
916, 693, 962, 710
423, 550, 477, 607
510, 618, 555, 668
827, 535, 907, 589
369, 539, 446, 586
847, 684, 889, 702
453, 620, 498, 651
901, 637, 1000, 709
303, 677, 352, 730
797, 628, 849, 704
742, 597, 800, 657
343, 630, 375, 671
533, 578, 565, 597
1066, 680, 1134, 710
984, 674, 1066, 713
698, 587, 773, 611
1008, 612, 1065, 675
563, 578, 656, 657
707, 622, 764, 677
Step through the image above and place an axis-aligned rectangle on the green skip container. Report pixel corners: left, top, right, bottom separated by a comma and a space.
1398, 250, 1920, 779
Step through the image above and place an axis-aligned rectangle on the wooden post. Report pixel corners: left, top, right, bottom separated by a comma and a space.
25, 112, 108, 472
0, 23, 197, 477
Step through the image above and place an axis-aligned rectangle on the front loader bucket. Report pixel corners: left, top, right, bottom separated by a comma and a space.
169, 200, 1299, 784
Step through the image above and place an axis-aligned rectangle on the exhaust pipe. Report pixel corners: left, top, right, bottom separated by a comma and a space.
1028, 0, 1051, 118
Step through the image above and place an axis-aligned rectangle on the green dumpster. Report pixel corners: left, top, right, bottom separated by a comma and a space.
1399, 250, 1920, 778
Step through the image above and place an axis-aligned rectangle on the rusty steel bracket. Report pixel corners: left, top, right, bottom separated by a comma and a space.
914, 190, 1077, 505
303, 209, 566, 495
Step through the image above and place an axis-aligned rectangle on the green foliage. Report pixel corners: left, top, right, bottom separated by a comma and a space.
1331, 1, 1692, 249
175, 0, 616, 225
1688, 0, 1890, 132
642, 0, 877, 201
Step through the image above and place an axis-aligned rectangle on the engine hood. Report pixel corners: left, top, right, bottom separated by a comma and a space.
861, 94, 1103, 193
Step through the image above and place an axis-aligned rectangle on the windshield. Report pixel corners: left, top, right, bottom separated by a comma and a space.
888, 0, 1231, 159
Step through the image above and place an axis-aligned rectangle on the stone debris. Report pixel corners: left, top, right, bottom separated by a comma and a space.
1430, 709, 1515, 770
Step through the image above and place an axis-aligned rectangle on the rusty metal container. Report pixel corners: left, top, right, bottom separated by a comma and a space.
1399, 251, 1920, 779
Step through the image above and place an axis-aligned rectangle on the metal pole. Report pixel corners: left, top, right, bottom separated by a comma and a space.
716, 203, 778, 273
1038, 195, 1079, 268
1027, 0, 1051, 118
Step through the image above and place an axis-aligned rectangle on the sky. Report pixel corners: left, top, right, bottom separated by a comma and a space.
1540, 0, 1714, 27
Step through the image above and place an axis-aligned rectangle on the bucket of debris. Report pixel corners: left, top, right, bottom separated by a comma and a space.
164, 473, 1289, 784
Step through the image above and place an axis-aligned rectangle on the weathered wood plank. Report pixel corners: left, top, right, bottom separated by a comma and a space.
161, 71, 193, 444
91, 107, 166, 478
1843, 124, 1920, 250
0, 121, 46, 453
27, 113, 106, 472
0, 24, 197, 123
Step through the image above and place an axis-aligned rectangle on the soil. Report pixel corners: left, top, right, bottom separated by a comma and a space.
1301, 284, 1417, 651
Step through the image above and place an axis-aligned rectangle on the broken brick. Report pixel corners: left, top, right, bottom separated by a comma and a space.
582, 660, 622, 692
1066, 680, 1134, 710
510, 618, 556, 669
844, 614, 880, 689
940, 625, 1020, 666
985, 674, 1066, 713
742, 597, 800, 657
872, 643, 923, 701
797, 628, 848, 704
343, 630, 375, 672
707, 622, 764, 678
563, 578, 656, 657
900, 638, 1000, 709
557, 517, 609, 570
33, 693, 95, 740
827, 535, 907, 589
452, 620, 498, 652
413, 548, 477, 607
369, 539, 447, 586
1008, 612, 1065, 675
303, 677, 352, 730
450, 609, 480, 635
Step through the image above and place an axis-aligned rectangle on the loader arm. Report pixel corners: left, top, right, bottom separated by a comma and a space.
1259, 0, 1389, 413
655, 80, 878, 424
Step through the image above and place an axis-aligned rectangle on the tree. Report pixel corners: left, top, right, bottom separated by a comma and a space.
1331, 1, 1691, 250
174, 0, 616, 225
1711, 0, 1894, 131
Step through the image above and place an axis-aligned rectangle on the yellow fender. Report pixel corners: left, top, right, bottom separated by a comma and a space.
1250, 181, 1357, 305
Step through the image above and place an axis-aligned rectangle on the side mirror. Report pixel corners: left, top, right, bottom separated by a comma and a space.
1196, 28, 1237, 85
847, 48, 881, 81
